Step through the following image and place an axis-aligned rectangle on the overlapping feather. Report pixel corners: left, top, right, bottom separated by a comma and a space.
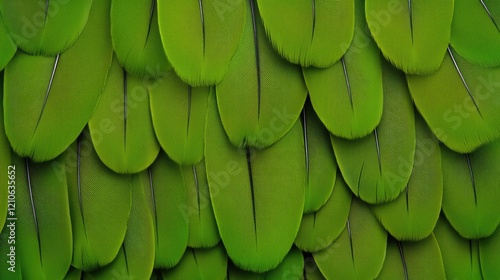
3, 0, 113, 161
88, 56, 160, 173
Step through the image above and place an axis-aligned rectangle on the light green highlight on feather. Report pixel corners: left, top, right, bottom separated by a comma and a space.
372, 113, 442, 241
332, 60, 415, 203
140, 152, 188, 269
89, 56, 160, 174
216, 0, 307, 148
227, 247, 304, 279
451, 0, 500, 67
301, 100, 336, 213
149, 70, 210, 165
182, 160, 220, 248
441, 139, 500, 239
376, 234, 446, 280
480, 224, 500, 279
257, 0, 354, 67
84, 174, 155, 280
205, 92, 306, 272
366, 0, 453, 74
0, 14, 16, 70
3, 0, 113, 162
295, 171, 351, 253
111, 0, 170, 77
313, 198, 387, 280
157, 0, 245, 85
304, 0, 383, 139
407, 48, 500, 153
1, 0, 92, 55
161, 244, 227, 280
434, 215, 483, 280
65, 131, 132, 271
13, 154, 72, 280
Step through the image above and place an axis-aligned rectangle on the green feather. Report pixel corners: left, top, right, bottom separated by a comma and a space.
451, 0, 500, 67
227, 247, 304, 279
13, 154, 72, 280
182, 160, 220, 248
84, 174, 155, 280
301, 101, 337, 213
313, 198, 387, 280
110, 0, 170, 77
365, 0, 453, 74
140, 152, 188, 269
149, 70, 210, 165
331, 59, 415, 203
372, 113, 442, 240
1, 0, 92, 55
303, 0, 383, 139
434, 215, 483, 280
304, 255, 326, 280
157, 0, 245, 85
216, 0, 308, 148
205, 92, 306, 272
88, 56, 160, 173
376, 234, 446, 280
295, 171, 351, 253
407, 47, 500, 153
161, 245, 228, 280
65, 130, 132, 270
480, 224, 500, 279
441, 139, 500, 239
0, 14, 16, 70
0, 76, 10, 230
3, 0, 113, 161
256, 0, 354, 67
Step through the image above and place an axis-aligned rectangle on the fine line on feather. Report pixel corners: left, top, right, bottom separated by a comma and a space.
479, 0, 500, 32
26, 158, 43, 264
447, 48, 482, 115
249, 0, 262, 119
397, 241, 409, 280
35, 54, 60, 131
465, 154, 478, 205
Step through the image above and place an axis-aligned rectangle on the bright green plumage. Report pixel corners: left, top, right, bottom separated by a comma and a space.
14, 154, 72, 280
1, 0, 500, 279
372, 114, 442, 240
216, 0, 307, 148
434, 215, 483, 279
140, 152, 188, 269
451, 0, 500, 67
3, 0, 112, 162
304, 0, 383, 139
65, 132, 132, 271
441, 139, 500, 239
332, 59, 415, 203
1, 0, 92, 55
206, 92, 306, 272
365, 0, 453, 74
295, 171, 351, 253
257, 0, 354, 67
89, 56, 160, 173
182, 160, 220, 248
157, 0, 246, 85
408, 48, 500, 153
314, 198, 387, 280
376, 235, 446, 279
110, 0, 170, 77
149, 71, 210, 165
